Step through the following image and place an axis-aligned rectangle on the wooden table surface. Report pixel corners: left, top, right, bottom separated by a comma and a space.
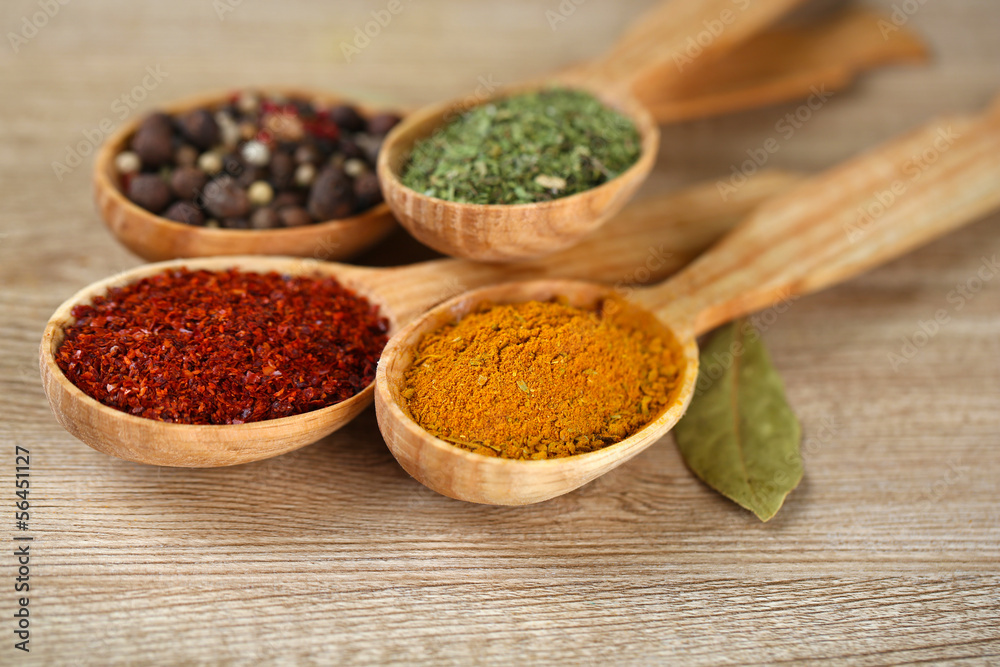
2, 0, 999, 663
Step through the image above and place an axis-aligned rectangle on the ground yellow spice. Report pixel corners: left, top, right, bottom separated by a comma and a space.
401, 299, 681, 460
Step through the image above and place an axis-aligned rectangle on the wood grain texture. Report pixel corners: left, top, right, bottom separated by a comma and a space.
636, 6, 929, 123
1, 0, 999, 664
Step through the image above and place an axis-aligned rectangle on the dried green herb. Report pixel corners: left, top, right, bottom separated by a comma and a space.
401, 88, 642, 205
674, 319, 802, 522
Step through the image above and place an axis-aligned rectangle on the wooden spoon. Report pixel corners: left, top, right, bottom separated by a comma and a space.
377, 0, 805, 262
41, 172, 796, 467
95, 87, 401, 263
375, 98, 1000, 505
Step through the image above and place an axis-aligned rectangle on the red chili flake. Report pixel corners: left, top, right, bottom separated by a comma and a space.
260, 100, 298, 116
55, 268, 389, 425
303, 117, 340, 142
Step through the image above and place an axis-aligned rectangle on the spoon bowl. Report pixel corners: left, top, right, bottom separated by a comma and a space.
374, 280, 699, 505
39, 256, 394, 466
377, 84, 659, 262
95, 88, 398, 263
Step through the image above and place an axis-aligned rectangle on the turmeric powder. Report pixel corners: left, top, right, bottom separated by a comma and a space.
401, 299, 681, 460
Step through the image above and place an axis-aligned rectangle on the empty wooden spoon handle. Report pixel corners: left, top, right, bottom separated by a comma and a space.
563, 0, 805, 95
641, 97, 1000, 338
637, 6, 929, 124
368, 171, 801, 325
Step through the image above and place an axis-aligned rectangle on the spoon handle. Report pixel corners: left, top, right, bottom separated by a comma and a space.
369, 171, 800, 325
642, 96, 1000, 338
562, 0, 803, 94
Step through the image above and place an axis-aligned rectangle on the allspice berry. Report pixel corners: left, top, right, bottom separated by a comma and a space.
127, 174, 172, 213
163, 201, 205, 226
170, 166, 208, 200
330, 104, 366, 132
177, 109, 220, 150
202, 178, 250, 219
130, 126, 173, 167
307, 167, 355, 220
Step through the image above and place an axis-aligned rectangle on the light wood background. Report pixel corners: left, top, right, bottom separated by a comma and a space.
1, 0, 999, 664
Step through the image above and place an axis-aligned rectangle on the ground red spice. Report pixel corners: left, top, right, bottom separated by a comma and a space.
55, 268, 389, 425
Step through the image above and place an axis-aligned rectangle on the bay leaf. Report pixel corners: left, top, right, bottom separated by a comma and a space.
674, 319, 802, 522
